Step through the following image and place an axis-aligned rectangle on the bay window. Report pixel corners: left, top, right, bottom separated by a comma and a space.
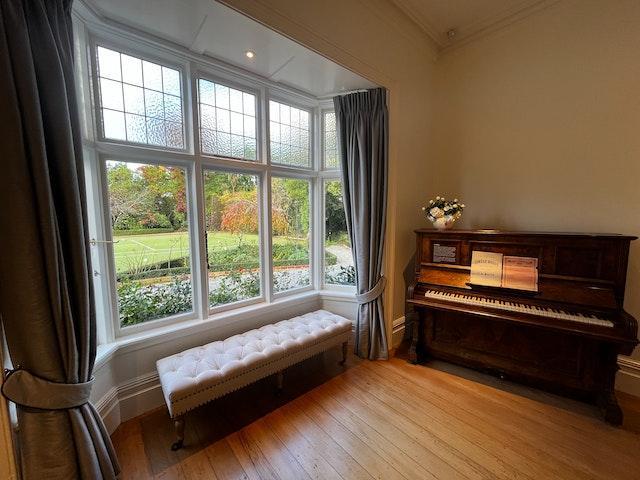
83, 35, 353, 339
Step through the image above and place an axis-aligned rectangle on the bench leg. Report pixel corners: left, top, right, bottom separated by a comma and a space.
340, 341, 348, 365
171, 417, 185, 451
276, 370, 284, 395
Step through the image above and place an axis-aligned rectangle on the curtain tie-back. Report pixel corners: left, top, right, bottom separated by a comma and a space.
2, 368, 93, 410
355, 275, 386, 304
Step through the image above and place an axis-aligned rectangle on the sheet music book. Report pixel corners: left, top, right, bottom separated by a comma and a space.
470, 251, 504, 287
501, 256, 538, 291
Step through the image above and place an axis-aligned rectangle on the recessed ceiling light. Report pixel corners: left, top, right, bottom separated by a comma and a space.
245, 50, 255, 59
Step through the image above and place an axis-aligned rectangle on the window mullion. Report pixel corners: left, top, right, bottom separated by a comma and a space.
193, 160, 208, 319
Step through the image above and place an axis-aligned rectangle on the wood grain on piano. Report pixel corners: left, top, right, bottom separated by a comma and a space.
407, 229, 638, 425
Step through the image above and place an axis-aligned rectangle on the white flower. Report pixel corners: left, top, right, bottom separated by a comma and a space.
421, 206, 426, 211
429, 207, 444, 219
454, 198, 458, 202
429, 199, 433, 204
444, 206, 450, 211
436, 196, 440, 200
453, 204, 458, 208
461, 204, 466, 208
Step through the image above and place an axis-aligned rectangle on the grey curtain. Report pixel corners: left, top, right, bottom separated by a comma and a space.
334, 88, 389, 360
0, 1, 120, 478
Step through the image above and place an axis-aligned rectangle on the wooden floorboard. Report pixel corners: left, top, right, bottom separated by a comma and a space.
112, 348, 640, 479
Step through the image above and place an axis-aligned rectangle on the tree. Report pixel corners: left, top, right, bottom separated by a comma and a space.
325, 180, 348, 241
139, 165, 187, 231
106, 163, 147, 229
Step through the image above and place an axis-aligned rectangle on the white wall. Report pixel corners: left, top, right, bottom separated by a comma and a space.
430, 0, 640, 390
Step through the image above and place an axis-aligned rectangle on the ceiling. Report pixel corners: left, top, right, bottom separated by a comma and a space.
81, 0, 377, 98
389, 0, 557, 50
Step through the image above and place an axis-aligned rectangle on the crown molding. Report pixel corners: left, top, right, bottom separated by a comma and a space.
389, 0, 562, 55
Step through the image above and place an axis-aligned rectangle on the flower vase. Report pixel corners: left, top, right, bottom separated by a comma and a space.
432, 215, 456, 230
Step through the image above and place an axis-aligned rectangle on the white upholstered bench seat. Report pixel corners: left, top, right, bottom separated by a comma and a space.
156, 310, 352, 450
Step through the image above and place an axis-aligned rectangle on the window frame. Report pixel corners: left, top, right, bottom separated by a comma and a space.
195, 71, 263, 163
321, 108, 340, 171
98, 153, 202, 337
201, 166, 267, 314
321, 177, 356, 291
267, 96, 316, 171
88, 34, 193, 153
80, 23, 354, 341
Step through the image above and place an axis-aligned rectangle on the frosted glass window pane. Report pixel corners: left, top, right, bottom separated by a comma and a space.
199, 79, 215, 106
216, 108, 230, 133
144, 90, 164, 119
269, 100, 311, 167
121, 54, 143, 86
197, 78, 256, 160
166, 122, 184, 149
229, 89, 243, 113
323, 111, 339, 169
280, 104, 290, 124
231, 134, 244, 157
244, 115, 255, 138
100, 78, 123, 111
243, 93, 255, 116
143, 61, 163, 91
291, 109, 300, 128
97, 47, 121, 81
215, 84, 229, 110
230, 112, 243, 136
146, 118, 166, 146
125, 113, 147, 143
103, 109, 126, 140
201, 128, 215, 153
269, 101, 279, 122
96, 47, 184, 149
200, 104, 216, 130
216, 132, 231, 156
162, 67, 180, 96
123, 84, 145, 115
244, 138, 256, 160
164, 94, 182, 123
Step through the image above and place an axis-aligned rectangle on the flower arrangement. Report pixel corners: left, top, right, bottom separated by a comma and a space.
422, 196, 465, 230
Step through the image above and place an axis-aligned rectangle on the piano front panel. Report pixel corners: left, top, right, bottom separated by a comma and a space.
429, 310, 584, 377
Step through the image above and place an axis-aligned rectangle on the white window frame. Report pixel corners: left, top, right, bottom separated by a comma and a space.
76, 11, 354, 342
195, 72, 263, 163
320, 107, 340, 171
88, 35, 193, 153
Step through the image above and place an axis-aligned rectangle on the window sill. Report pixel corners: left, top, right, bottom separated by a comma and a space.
94, 289, 355, 370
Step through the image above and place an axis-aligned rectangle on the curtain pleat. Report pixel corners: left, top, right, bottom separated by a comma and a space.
0, 0, 120, 478
334, 88, 389, 360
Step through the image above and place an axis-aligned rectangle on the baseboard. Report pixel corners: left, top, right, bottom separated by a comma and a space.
392, 316, 405, 348
96, 371, 164, 435
616, 356, 640, 397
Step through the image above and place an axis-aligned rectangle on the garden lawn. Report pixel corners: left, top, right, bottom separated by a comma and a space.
113, 231, 309, 274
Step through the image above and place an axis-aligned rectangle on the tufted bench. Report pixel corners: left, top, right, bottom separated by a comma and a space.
156, 310, 352, 450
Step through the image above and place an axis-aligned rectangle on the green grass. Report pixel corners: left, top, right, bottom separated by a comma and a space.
113, 231, 309, 274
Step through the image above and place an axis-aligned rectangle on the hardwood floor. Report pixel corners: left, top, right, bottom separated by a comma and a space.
112, 348, 640, 479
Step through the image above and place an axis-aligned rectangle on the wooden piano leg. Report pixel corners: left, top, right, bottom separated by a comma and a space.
408, 308, 426, 364
597, 347, 623, 426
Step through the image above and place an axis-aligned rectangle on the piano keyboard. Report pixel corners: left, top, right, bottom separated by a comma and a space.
424, 289, 614, 328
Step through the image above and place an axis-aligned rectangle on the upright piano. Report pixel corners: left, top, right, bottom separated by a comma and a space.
406, 229, 638, 424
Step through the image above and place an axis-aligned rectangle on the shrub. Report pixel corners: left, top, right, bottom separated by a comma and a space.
118, 277, 192, 326
325, 265, 356, 286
